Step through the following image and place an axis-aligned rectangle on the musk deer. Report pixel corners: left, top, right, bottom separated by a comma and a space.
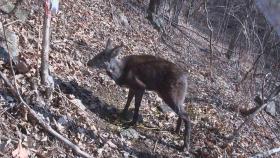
97, 39, 191, 151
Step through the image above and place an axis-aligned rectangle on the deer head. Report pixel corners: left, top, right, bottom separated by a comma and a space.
87, 39, 123, 68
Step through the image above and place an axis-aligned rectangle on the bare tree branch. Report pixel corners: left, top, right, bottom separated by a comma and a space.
227, 84, 280, 142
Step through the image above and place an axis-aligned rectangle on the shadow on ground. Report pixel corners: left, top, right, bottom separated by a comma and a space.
55, 78, 123, 122
54, 78, 184, 151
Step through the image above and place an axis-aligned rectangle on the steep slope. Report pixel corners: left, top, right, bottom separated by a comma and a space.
0, 0, 279, 157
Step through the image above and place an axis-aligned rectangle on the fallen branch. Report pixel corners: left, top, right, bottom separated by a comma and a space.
226, 85, 280, 142
153, 140, 158, 153
250, 147, 280, 158
0, 72, 93, 158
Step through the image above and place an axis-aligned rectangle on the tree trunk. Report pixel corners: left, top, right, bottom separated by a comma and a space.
172, 0, 184, 25
226, 28, 241, 59
147, 0, 161, 19
185, 0, 195, 24
41, 0, 51, 86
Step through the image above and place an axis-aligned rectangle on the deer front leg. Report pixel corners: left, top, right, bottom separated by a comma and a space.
121, 89, 135, 118
122, 88, 135, 114
129, 90, 144, 126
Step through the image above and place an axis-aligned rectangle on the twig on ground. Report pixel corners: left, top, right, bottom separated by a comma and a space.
0, 71, 93, 158
153, 140, 158, 153
0, 107, 11, 116
3, 20, 21, 27
250, 147, 280, 158
226, 85, 280, 143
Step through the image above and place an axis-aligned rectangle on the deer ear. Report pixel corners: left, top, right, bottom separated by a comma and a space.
111, 45, 122, 58
105, 38, 113, 51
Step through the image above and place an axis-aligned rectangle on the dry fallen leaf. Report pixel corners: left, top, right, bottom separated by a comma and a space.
12, 140, 29, 158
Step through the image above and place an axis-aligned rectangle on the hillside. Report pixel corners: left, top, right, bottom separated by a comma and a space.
0, 0, 279, 157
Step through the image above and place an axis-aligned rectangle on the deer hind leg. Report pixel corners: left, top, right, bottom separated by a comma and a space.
166, 81, 190, 150
179, 110, 191, 151
175, 93, 190, 151
162, 94, 191, 150
171, 104, 191, 151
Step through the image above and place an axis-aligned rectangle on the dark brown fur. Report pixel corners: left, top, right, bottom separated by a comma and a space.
95, 39, 191, 151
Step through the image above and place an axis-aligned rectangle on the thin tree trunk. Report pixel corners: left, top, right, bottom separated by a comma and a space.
172, 0, 183, 25
41, 0, 51, 86
185, 0, 194, 24
226, 28, 241, 59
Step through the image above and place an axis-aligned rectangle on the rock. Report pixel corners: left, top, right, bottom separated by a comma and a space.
15, 9, 29, 22
112, 8, 130, 29
0, 0, 14, 13
0, 46, 9, 64
0, 0, 29, 22
0, 23, 19, 64
265, 101, 276, 116
120, 128, 140, 140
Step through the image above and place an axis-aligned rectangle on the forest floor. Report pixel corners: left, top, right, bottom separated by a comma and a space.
0, 0, 279, 157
